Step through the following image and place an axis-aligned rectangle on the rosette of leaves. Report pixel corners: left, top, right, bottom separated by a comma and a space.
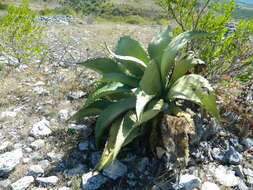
69, 27, 220, 170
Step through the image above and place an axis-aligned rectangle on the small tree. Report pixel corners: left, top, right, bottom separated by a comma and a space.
156, 0, 253, 80
0, 0, 46, 66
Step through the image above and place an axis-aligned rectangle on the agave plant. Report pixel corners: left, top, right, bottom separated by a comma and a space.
69, 27, 220, 170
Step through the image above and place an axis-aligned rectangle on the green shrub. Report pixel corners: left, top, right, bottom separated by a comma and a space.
69, 27, 220, 170
124, 15, 146, 24
39, 8, 53, 15
0, 0, 46, 66
156, 0, 253, 79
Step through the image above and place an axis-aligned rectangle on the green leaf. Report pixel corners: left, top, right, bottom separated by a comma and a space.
85, 82, 132, 105
77, 58, 122, 74
140, 60, 162, 95
101, 73, 139, 88
134, 88, 154, 120
160, 31, 207, 83
170, 54, 199, 84
95, 97, 136, 145
106, 45, 145, 78
167, 74, 220, 121
148, 26, 173, 64
115, 36, 150, 65
96, 99, 164, 170
68, 100, 113, 121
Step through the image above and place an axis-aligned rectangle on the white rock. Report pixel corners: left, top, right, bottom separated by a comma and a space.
32, 87, 49, 95
47, 152, 63, 161
59, 109, 69, 120
0, 141, 11, 152
215, 165, 240, 187
27, 165, 44, 177
0, 111, 17, 120
58, 187, 70, 190
30, 119, 52, 137
0, 149, 23, 176
202, 182, 220, 190
82, 171, 108, 190
36, 176, 59, 186
30, 140, 45, 150
103, 160, 127, 180
179, 174, 201, 190
10, 176, 34, 190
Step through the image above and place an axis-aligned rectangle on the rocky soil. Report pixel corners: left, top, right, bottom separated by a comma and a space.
0, 17, 252, 190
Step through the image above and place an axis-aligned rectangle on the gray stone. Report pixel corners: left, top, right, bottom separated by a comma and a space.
29, 152, 41, 161
68, 123, 88, 131
82, 171, 108, 190
47, 152, 63, 161
10, 176, 34, 190
0, 141, 11, 152
67, 164, 88, 175
27, 165, 44, 177
211, 148, 227, 163
24, 147, 32, 153
214, 165, 240, 187
0, 149, 23, 176
103, 160, 127, 180
68, 91, 86, 99
78, 141, 89, 151
36, 176, 59, 186
201, 182, 220, 190
238, 180, 249, 190
30, 119, 52, 137
30, 140, 45, 150
178, 174, 201, 190
242, 138, 253, 150
243, 168, 253, 177
32, 87, 49, 95
59, 109, 69, 120
233, 165, 245, 178
226, 147, 242, 165
0, 179, 11, 188
38, 160, 50, 170
58, 187, 70, 190
137, 157, 149, 172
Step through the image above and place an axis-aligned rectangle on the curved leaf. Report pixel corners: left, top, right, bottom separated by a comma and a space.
68, 100, 113, 121
85, 82, 132, 105
95, 97, 136, 145
167, 74, 220, 121
170, 54, 199, 84
161, 31, 207, 83
101, 73, 139, 88
115, 36, 149, 65
148, 26, 173, 64
134, 88, 154, 120
77, 58, 122, 74
106, 45, 145, 78
140, 60, 162, 95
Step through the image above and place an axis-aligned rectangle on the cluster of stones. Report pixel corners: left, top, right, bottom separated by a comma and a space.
35, 15, 83, 25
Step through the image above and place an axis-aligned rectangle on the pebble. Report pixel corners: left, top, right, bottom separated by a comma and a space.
103, 160, 128, 180
30, 139, 45, 150
47, 152, 63, 161
0, 141, 11, 152
38, 160, 50, 170
91, 152, 101, 167
10, 176, 34, 190
82, 171, 108, 190
0, 111, 17, 120
214, 165, 240, 187
59, 109, 69, 120
201, 182, 220, 190
36, 176, 59, 186
0, 149, 23, 176
242, 138, 253, 150
211, 148, 227, 163
30, 119, 52, 137
226, 146, 242, 165
78, 141, 89, 151
27, 165, 44, 177
178, 174, 201, 190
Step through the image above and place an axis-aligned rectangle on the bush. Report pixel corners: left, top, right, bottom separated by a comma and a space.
0, 0, 46, 66
156, 0, 253, 80
69, 27, 219, 170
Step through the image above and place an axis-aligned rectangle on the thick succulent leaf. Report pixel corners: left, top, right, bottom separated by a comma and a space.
106, 45, 145, 78
140, 60, 162, 95
170, 54, 199, 84
115, 36, 150, 65
160, 31, 207, 83
101, 73, 139, 88
95, 97, 136, 145
134, 88, 154, 120
77, 58, 122, 74
95, 117, 122, 170
68, 100, 113, 121
85, 82, 132, 105
148, 26, 173, 64
167, 74, 220, 121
